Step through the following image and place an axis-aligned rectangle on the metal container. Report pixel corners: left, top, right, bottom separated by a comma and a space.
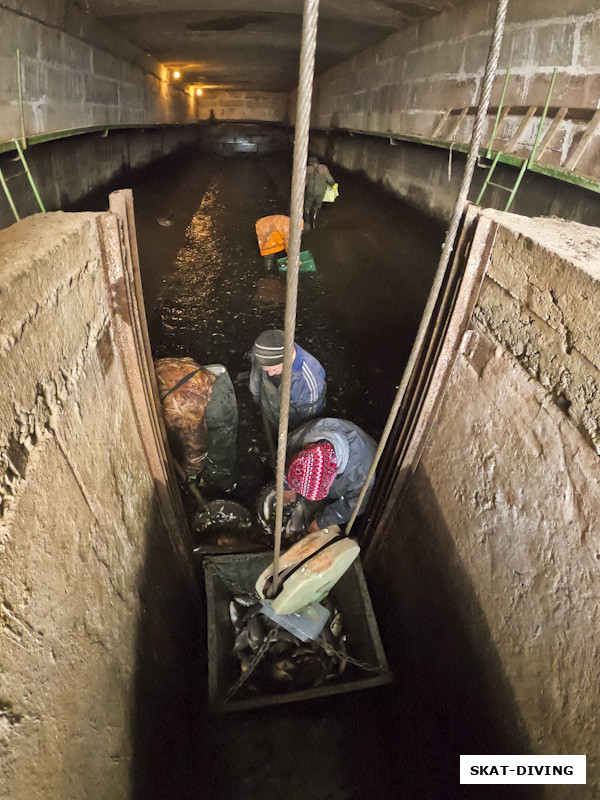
203, 552, 392, 713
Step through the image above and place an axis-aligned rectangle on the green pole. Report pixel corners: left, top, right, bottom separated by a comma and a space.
0, 167, 21, 221
486, 68, 510, 158
14, 138, 46, 213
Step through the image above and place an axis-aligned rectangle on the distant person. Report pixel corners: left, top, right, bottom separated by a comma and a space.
249, 329, 326, 430
284, 417, 377, 531
304, 156, 336, 231
154, 357, 237, 491
208, 109, 216, 123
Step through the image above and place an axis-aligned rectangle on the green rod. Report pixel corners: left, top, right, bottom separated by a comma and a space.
14, 138, 46, 213
0, 167, 20, 221
16, 49, 26, 150
528, 67, 557, 168
486, 68, 510, 158
504, 159, 528, 212
475, 150, 502, 204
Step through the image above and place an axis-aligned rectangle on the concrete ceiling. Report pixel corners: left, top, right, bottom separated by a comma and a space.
85, 0, 469, 92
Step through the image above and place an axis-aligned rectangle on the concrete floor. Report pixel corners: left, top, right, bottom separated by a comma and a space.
77, 148, 538, 799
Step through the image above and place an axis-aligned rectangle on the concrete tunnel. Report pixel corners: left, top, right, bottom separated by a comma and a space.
1, 1, 600, 798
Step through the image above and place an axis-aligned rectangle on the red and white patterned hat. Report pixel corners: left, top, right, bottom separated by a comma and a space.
286, 441, 338, 501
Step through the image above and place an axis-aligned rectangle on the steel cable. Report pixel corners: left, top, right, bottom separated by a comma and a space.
270, 0, 320, 594
345, 0, 509, 536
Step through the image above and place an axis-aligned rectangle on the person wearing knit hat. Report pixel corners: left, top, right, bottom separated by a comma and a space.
249, 329, 326, 431
284, 417, 377, 533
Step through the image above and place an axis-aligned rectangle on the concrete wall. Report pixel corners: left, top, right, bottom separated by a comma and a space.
0, 1, 198, 143
196, 91, 289, 123
0, 125, 205, 231
309, 130, 600, 227
0, 212, 200, 799
368, 209, 600, 797
310, 0, 600, 182
0, 1, 290, 145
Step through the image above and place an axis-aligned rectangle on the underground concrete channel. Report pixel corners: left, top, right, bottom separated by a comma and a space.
74, 147, 540, 799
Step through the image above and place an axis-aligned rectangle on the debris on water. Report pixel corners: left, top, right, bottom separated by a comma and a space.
157, 216, 174, 227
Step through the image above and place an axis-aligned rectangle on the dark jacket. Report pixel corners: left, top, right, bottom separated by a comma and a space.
286, 418, 377, 527
305, 162, 335, 203
250, 344, 326, 429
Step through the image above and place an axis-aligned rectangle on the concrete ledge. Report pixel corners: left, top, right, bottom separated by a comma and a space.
474, 209, 600, 453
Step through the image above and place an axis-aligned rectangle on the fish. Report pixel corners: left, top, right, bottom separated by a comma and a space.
329, 608, 343, 640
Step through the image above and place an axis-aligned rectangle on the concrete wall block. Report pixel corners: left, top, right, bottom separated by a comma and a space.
475, 279, 600, 451
531, 22, 576, 68
0, 10, 39, 61
21, 59, 51, 102
482, 212, 600, 373
0, 54, 20, 98
579, 16, 600, 68
420, 76, 480, 110
421, 0, 491, 45
118, 83, 144, 112
507, 0, 598, 26
404, 40, 464, 81
550, 72, 600, 109
0, 106, 21, 142
91, 47, 124, 81
45, 65, 84, 104
464, 31, 494, 75
84, 74, 119, 107
60, 34, 92, 72
489, 71, 527, 106
36, 26, 64, 66
377, 30, 407, 63
406, 109, 440, 138
498, 27, 533, 71
44, 103, 92, 133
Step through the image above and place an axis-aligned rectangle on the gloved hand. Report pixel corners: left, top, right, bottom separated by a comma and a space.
285, 499, 312, 535
259, 486, 277, 530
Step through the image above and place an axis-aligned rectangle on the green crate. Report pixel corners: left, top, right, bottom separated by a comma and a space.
277, 250, 316, 272
203, 551, 392, 713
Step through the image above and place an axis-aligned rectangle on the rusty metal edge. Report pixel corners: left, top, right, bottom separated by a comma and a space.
96, 208, 197, 598
364, 208, 498, 566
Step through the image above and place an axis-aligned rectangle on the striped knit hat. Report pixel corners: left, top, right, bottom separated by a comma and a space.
286, 441, 338, 501
253, 329, 285, 366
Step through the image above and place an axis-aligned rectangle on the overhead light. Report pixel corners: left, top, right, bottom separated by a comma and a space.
173, 70, 181, 79
196, 88, 203, 96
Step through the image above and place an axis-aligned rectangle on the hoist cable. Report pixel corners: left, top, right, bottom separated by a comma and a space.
345, 0, 510, 536
270, 0, 320, 595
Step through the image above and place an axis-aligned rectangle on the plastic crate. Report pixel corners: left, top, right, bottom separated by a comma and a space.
277, 250, 316, 272
203, 551, 392, 713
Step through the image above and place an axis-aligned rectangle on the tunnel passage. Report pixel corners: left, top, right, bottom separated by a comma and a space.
119, 149, 545, 799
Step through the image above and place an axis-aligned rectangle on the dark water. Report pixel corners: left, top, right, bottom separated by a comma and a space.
144, 152, 443, 523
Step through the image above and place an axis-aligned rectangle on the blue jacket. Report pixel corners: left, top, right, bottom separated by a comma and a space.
250, 344, 326, 428
286, 417, 377, 528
